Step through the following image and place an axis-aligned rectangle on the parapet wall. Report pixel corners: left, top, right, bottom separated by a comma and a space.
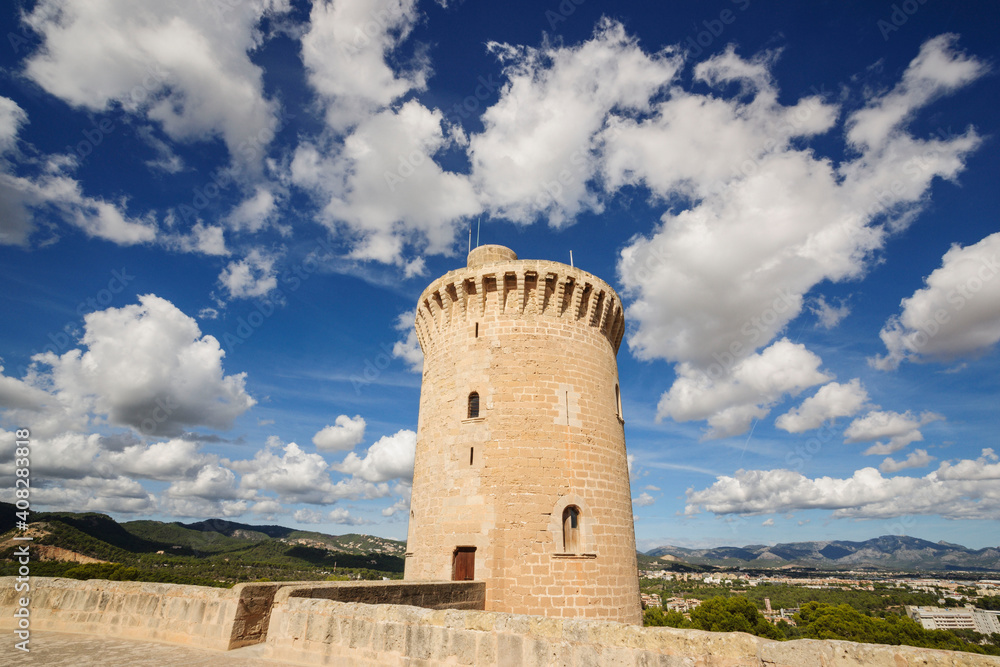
0, 575, 278, 650
264, 597, 1000, 666
414, 258, 626, 355
4, 577, 999, 665
0, 577, 483, 650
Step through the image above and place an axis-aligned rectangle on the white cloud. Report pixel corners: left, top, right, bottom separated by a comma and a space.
312, 414, 367, 452
685, 457, 1000, 520
0, 364, 50, 410
633, 492, 655, 507
775, 379, 869, 433
609, 35, 984, 437
165, 464, 244, 501
230, 438, 391, 504
844, 410, 944, 455
23, 0, 290, 169
168, 222, 228, 256
657, 339, 831, 439
327, 508, 369, 526
0, 161, 158, 247
24, 475, 156, 514
470, 19, 681, 226
333, 429, 416, 482
809, 296, 851, 329
103, 438, 215, 481
226, 187, 277, 233
761, 518, 774, 527
218, 248, 279, 299
391, 310, 423, 372
300, 0, 426, 132
26, 294, 255, 437
291, 100, 480, 266
0, 96, 27, 155
845, 34, 986, 151
879, 449, 934, 473
382, 496, 409, 517
872, 232, 1000, 369
936, 448, 1000, 481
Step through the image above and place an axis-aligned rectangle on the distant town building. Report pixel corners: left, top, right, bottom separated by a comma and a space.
906, 605, 1000, 634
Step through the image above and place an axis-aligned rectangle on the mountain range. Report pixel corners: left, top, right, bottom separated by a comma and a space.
644, 535, 1000, 571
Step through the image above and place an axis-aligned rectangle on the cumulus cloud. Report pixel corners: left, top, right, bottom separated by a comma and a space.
470, 19, 681, 226
633, 492, 655, 507
218, 248, 279, 299
300, 0, 426, 132
879, 449, 934, 473
26, 294, 254, 437
936, 448, 1000, 481
606, 34, 983, 435
809, 296, 851, 329
225, 187, 277, 233
391, 310, 423, 372
312, 414, 367, 452
230, 437, 391, 504
844, 410, 944, 455
291, 101, 479, 266
103, 438, 216, 481
657, 339, 831, 439
0, 96, 27, 155
22, 0, 289, 169
775, 379, 869, 433
1, 155, 158, 247
333, 429, 416, 482
686, 455, 1000, 520
872, 232, 1000, 369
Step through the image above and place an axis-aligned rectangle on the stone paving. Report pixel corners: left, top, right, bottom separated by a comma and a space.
0, 631, 303, 666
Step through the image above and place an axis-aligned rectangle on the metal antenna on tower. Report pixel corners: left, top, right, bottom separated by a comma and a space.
569, 250, 574, 268
468, 225, 472, 253
476, 216, 482, 248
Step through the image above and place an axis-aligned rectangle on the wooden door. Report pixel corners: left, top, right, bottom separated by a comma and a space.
452, 547, 476, 581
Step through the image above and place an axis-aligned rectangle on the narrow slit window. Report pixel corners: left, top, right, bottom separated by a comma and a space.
467, 392, 480, 419
470, 447, 474, 465
615, 384, 623, 420
475, 322, 479, 338
562, 506, 581, 553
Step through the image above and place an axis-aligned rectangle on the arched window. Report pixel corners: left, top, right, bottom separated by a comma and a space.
467, 392, 480, 419
562, 506, 581, 553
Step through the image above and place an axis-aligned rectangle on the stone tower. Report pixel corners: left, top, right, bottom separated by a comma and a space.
404, 244, 641, 624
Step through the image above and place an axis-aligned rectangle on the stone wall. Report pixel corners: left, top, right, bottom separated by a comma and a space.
278, 580, 485, 611
263, 596, 1000, 666
0, 575, 275, 650
0, 577, 483, 650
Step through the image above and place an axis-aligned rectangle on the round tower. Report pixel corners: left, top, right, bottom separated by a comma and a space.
404, 244, 641, 624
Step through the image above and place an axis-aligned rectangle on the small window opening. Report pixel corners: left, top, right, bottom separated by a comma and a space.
615, 384, 623, 420
475, 322, 479, 338
470, 447, 474, 465
467, 392, 480, 419
562, 506, 581, 553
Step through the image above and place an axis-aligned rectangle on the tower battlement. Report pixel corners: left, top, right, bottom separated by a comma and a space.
414, 244, 626, 356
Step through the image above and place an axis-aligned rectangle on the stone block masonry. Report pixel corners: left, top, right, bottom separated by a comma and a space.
3, 577, 999, 665
405, 245, 641, 624
262, 595, 1000, 666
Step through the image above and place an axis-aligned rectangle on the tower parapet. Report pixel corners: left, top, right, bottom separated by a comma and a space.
414, 244, 626, 358
404, 244, 640, 624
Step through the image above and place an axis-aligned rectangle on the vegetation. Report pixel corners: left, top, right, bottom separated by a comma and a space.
0, 504, 406, 588
643, 591, 1000, 657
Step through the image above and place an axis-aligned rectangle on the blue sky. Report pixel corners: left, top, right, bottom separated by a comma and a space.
1, 0, 998, 551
